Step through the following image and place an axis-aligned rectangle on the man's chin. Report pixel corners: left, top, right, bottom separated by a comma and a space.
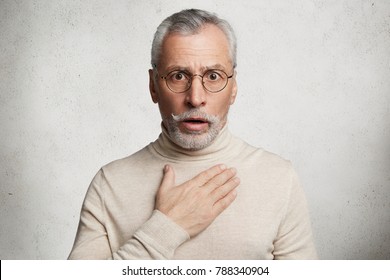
171, 130, 215, 151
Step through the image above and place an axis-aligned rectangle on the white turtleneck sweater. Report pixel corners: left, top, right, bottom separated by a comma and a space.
68, 125, 317, 259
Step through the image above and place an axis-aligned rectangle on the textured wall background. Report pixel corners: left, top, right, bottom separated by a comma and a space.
1, 0, 389, 259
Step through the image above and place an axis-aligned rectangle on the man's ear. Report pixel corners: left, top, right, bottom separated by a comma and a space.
230, 72, 238, 105
149, 69, 159, 103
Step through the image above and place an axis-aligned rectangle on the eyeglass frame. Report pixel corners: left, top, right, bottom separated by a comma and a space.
153, 64, 234, 94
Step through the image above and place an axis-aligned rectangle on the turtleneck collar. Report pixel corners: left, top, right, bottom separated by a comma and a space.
149, 122, 236, 163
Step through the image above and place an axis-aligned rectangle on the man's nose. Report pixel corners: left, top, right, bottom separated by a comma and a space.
185, 75, 206, 108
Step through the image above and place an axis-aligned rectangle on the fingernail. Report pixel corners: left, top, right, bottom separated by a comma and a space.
164, 165, 169, 173
220, 164, 227, 170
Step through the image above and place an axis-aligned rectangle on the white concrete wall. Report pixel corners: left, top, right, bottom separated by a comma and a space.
1, 0, 389, 259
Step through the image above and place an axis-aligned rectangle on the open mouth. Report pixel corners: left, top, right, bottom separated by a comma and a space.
181, 118, 209, 131
183, 118, 208, 124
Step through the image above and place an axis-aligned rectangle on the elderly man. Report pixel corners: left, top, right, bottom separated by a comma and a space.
68, 9, 317, 260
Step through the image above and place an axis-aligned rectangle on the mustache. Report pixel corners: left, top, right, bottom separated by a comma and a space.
171, 108, 219, 123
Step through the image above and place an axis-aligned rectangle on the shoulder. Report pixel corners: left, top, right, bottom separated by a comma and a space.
87, 143, 163, 196
233, 136, 293, 172
100, 144, 156, 179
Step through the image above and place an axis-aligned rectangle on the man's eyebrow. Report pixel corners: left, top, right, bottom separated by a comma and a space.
200, 64, 227, 71
165, 65, 191, 72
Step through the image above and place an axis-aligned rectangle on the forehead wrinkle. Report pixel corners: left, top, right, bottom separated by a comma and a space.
167, 47, 221, 61
164, 63, 230, 74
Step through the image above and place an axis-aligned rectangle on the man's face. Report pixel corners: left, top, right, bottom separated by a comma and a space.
149, 24, 237, 150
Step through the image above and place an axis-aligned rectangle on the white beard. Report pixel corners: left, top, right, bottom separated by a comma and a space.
165, 108, 224, 151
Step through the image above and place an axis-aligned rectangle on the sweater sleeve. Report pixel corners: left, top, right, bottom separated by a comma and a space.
273, 167, 318, 259
68, 170, 189, 260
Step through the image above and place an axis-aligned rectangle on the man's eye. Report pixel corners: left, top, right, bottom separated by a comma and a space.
206, 71, 222, 81
171, 72, 187, 81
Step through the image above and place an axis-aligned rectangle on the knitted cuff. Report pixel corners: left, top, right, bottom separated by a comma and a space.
133, 210, 190, 258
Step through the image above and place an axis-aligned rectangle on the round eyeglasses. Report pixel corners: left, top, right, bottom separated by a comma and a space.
159, 69, 234, 93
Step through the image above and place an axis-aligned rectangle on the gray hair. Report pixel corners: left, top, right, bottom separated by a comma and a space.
151, 9, 237, 68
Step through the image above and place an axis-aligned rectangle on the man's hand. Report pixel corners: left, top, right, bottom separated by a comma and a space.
155, 164, 240, 238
